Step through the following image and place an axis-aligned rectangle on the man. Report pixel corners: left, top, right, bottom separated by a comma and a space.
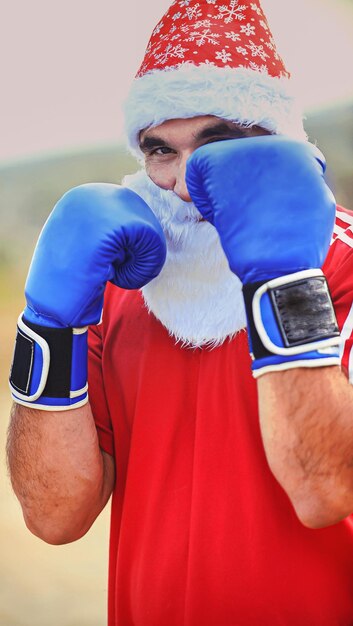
7, 1, 353, 624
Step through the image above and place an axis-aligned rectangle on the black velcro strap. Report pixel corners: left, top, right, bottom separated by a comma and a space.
11, 319, 73, 398
243, 275, 340, 360
10, 328, 34, 394
243, 280, 271, 359
270, 277, 339, 348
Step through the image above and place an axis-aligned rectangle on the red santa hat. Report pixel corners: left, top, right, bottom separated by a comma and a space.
124, 0, 306, 156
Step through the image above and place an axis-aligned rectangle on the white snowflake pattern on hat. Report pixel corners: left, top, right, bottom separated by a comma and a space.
134, 0, 289, 77
215, 2, 247, 23
185, 4, 203, 19
225, 31, 241, 41
240, 23, 256, 36
186, 24, 221, 47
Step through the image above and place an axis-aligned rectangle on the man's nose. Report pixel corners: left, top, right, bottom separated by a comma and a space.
173, 153, 192, 202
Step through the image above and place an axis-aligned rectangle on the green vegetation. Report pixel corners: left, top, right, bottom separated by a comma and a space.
305, 102, 353, 209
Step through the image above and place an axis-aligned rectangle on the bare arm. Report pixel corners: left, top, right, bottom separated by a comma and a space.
7, 402, 115, 545
257, 366, 353, 529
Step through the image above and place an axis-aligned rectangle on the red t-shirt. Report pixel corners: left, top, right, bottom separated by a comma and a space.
88, 207, 353, 626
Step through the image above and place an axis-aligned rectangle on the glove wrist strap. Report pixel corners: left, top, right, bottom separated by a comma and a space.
243, 269, 341, 377
9, 314, 88, 410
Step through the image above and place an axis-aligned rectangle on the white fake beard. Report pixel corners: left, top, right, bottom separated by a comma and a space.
122, 170, 247, 348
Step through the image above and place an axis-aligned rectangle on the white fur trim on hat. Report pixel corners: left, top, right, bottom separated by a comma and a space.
124, 63, 307, 158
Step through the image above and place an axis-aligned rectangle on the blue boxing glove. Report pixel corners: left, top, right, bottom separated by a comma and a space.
186, 136, 340, 376
9, 184, 166, 409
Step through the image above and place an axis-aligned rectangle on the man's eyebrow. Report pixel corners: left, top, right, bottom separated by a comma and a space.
196, 122, 248, 141
139, 135, 168, 152
139, 122, 249, 152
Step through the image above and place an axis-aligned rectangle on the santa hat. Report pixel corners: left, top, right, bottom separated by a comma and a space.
124, 0, 306, 157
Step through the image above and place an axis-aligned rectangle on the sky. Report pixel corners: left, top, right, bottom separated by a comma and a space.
1, 0, 353, 163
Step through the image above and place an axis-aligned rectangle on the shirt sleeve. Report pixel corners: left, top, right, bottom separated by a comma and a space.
325, 207, 353, 383
88, 323, 115, 457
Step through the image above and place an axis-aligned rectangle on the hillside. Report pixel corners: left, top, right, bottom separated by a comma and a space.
305, 102, 353, 208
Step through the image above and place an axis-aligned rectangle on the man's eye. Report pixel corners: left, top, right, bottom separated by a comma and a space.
151, 146, 174, 155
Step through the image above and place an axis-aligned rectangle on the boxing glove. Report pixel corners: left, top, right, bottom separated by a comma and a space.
9, 183, 166, 408
186, 136, 340, 376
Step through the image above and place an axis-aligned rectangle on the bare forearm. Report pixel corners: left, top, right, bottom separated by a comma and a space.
7, 402, 114, 544
257, 366, 353, 528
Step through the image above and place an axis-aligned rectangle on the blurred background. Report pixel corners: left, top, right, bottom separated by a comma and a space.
1, 0, 353, 624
